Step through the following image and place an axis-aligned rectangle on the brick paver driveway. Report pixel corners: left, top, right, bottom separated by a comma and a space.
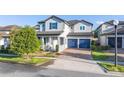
45, 48, 105, 75
62, 48, 92, 60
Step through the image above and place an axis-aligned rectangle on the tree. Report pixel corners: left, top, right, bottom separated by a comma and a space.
92, 30, 98, 38
10, 26, 41, 58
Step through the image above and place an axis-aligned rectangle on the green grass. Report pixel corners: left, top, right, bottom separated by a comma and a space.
98, 62, 124, 72
92, 51, 109, 60
0, 56, 50, 65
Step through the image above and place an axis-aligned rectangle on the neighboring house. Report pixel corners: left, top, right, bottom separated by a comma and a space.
96, 20, 124, 48
36, 15, 93, 52
0, 25, 19, 48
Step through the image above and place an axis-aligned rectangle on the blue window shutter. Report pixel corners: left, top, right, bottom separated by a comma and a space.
83, 26, 85, 30
80, 26, 83, 30
50, 23, 51, 29
56, 22, 58, 29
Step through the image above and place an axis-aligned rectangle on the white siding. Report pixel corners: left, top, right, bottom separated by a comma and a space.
73, 22, 92, 32
39, 24, 43, 31
100, 36, 107, 46
45, 18, 64, 31
0, 38, 4, 46
59, 24, 71, 52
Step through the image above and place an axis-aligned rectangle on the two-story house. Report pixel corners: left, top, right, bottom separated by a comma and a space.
96, 20, 124, 48
36, 15, 93, 52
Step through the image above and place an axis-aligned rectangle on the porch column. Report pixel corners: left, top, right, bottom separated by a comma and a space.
77, 38, 79, 48
41, 37, 44, 50
57, 37, 60, 52
49, 37, 52, 45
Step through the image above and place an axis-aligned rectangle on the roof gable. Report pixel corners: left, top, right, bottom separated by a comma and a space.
38, 15, 66, 24
67, 20, 93, 27
38, 15, 93, 27
96, 20, 124, 31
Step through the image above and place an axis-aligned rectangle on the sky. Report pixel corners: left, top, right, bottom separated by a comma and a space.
0, 15, 124, 29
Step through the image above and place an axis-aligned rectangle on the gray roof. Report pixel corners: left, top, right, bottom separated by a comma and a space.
38, 15, 65, 24
67, 20, 93, 26
96, 20, 124, 31
105, 20, 124, 25
0, 25, 19, 31
37, 31, 63, 36
66, 20, 80, 26
67, 32, 93, 36
38, 15, 93, 26
101, 26, 124, 35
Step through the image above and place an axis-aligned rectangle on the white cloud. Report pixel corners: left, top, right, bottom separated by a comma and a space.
96, 21, 104, 25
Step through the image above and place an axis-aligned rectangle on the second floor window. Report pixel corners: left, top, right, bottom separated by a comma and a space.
80, 25, 85, 31
50, 22, 58, 29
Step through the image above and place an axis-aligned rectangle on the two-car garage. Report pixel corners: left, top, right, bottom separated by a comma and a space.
68, 39, 90, 48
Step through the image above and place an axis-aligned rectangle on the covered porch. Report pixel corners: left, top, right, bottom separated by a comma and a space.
37, 31, 66, 52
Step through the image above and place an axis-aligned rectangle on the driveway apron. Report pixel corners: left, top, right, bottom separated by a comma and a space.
45, 49, 104, 74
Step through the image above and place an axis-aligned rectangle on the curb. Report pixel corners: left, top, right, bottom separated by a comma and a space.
97, 63, 108, 73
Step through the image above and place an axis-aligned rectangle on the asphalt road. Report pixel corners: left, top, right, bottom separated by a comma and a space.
0, 62, 116, 77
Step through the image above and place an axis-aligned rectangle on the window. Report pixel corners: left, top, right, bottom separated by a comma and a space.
44, 37, 49, 44
80, 25, 85, 31
60, 37, 64, 45
42, 24, 45, 31
50, 22, 58, 29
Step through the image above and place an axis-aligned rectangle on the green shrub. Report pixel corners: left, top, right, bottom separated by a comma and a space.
0, 49, 17, 54
91, 45, 111, 51
6, 45, 10, 50
56, 45, 59, 52
1, 45, 4, 50
40, 48, 44, 51
100, 46, 111, 50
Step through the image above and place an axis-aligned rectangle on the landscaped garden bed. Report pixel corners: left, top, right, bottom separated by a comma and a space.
98, 62, 124, 72
31, 51, 59, 57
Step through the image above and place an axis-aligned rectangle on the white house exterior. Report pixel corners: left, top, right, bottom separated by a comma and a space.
0, 25, 19, 48
96, 20, 124, 48
36, 16, 93, 52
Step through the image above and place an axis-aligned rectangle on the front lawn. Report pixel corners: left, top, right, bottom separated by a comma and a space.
92, 51, 109, 60
0, 56, 51, 65
98, 62, 124, 72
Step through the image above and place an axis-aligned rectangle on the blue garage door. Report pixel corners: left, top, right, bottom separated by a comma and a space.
79, 39, 90, 48
108, 37, 122, 48
68, 39, 78, 48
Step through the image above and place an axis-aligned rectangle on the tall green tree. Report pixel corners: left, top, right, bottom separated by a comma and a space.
10, 26, 41, 58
